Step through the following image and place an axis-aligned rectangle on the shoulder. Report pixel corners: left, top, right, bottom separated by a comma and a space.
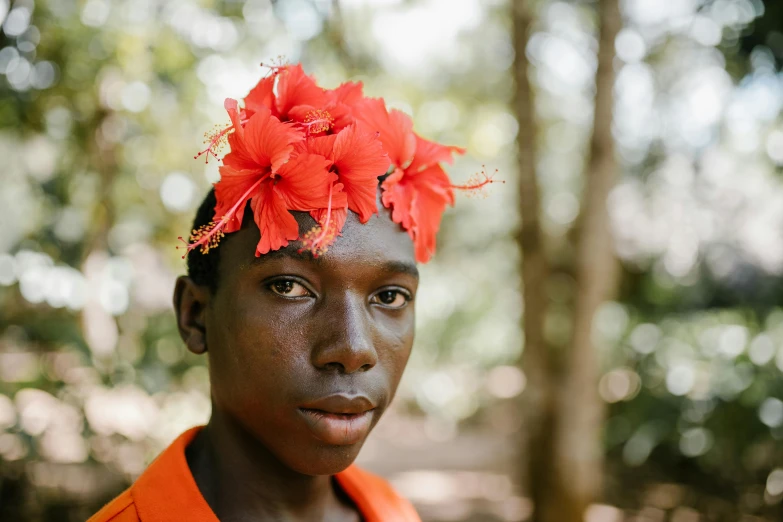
336, 465, 421, 522
87, 488, 140, 522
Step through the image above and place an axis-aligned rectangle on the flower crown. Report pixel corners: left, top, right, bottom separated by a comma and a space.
179, 63, 498, 263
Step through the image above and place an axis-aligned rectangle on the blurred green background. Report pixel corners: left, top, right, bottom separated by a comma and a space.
1, 0, 783, 520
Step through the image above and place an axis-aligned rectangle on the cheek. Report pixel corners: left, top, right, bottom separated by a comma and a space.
374, 311, 415, 387
206, 288, 312, 408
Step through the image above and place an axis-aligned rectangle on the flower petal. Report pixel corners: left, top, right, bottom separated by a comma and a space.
329, 81, 364, 106
381, 167, 415, 231
275, 152, 347, 211
214, 166, 268, 233
251, 183, 300, 256
326, 82, 364, 131
223, 131, 258, 171
275, 64, 328, 119
243, 74, 276, 118
354, 97, 416, 169
241, 105, 302, 172
295, 134, 337, 159
408, 165, 454, 263
407, 134, 466, 174
221, 98, 260, 172
332, 124, 389, 222
185, 166, 266, 256
224, 98, 244, 137
381, 164, 454, 263
327, 103, 355, 134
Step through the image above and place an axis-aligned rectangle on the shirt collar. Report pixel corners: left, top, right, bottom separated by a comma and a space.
132, 426, 218, 522
130, 426, 420, 522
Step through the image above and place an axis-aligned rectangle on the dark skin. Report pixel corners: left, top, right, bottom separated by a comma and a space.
173, 201, 418, 522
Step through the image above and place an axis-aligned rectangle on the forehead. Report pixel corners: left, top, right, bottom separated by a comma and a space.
219, 202, 417, 277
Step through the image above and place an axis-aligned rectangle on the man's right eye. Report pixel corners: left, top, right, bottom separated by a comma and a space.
268, 279, 311, 298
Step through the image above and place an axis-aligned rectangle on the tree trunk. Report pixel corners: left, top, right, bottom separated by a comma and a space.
556, 0, 622, 518
511, 1, 562, 521
513, 0, 622, 520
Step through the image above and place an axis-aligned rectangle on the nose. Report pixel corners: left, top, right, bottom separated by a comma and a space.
312, 293, 378, 374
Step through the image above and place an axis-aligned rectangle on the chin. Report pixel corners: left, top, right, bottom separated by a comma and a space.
231, 404, 382, 476
281, 441, 366, 476
278, 405, 383, 475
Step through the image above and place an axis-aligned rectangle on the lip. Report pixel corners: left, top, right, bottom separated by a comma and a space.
298, 394, 377, 445
301, 394, 376, 415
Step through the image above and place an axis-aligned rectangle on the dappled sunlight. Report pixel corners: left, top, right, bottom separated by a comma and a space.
1, 0, 783, 520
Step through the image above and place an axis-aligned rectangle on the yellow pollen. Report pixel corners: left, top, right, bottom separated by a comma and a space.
189, 220, 226, 254
301, 222, 338, 257
303, 109, 333, 135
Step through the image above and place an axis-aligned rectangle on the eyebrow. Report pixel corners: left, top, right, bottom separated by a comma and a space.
380, 260, 419, 280
249, 247, 320, 265
248, 249, 418, 279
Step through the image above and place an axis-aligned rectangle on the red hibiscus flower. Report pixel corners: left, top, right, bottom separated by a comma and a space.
243, 63, 328, 123
381, 139, 461, 263
185, 62, 499, 264
354, 97, 417, 168
242, 73, 275, 120
182, 99, 346, 257
289, 81, 365, 136
244, 64, 345, 138
354, 99, 465, 262
295, 123, 391, 254
325, 81, 364, 132
196, 67, 365, 162
194, 65, 328, 162
246, 67, 368, 138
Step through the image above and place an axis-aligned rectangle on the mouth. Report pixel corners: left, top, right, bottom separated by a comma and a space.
298, 407, 375, 446
298, 394, 378, 445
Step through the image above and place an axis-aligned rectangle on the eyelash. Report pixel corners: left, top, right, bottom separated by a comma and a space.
266, 278, 313, 298
265, 278, 412, 308
371, 288, 412, 309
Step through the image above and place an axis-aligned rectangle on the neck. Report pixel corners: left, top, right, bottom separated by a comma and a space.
186, 408, 357, 522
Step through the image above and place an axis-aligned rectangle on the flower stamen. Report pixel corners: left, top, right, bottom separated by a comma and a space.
300, 109, 333, 136
260, 57, 288, 75
177, 177, 265, 258
178, 221, 225, 256
451, 166, 504, 198
194, 124, 233, 163
300, 183, 338, 257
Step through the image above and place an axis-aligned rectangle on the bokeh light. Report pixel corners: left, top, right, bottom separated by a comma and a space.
2, 0, 783, 521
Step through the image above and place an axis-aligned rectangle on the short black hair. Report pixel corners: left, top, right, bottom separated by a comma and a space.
187, 172, 393, 291
186, 188, 229, 292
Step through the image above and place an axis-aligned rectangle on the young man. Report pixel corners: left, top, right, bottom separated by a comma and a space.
89, 63, 493, 521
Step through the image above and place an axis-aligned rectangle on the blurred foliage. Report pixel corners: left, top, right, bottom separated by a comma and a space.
1, 0, 783, 521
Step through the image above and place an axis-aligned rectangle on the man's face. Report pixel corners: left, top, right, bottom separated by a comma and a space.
202, 205, 417, 475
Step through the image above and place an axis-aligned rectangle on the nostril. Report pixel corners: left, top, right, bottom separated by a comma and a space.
322, 362, 345, 373
318, 359, 375, 374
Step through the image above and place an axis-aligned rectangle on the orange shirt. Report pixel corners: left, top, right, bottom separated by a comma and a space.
89, 426, 421, 522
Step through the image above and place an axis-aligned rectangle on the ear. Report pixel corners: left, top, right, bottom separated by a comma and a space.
173, 276, 211, 355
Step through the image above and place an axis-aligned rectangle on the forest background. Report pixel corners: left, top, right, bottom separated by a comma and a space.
1, 0, 783, 521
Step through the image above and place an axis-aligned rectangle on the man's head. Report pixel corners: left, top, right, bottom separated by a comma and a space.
170, 61, 484, 477
173, 188, 418, 475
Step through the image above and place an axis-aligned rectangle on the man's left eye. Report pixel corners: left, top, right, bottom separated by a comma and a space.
269, 280, 310, 297
372, 290, 409, 308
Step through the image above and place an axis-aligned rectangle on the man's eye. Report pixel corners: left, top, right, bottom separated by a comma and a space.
372, 290, 409, 308
269, 280, 310, 297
